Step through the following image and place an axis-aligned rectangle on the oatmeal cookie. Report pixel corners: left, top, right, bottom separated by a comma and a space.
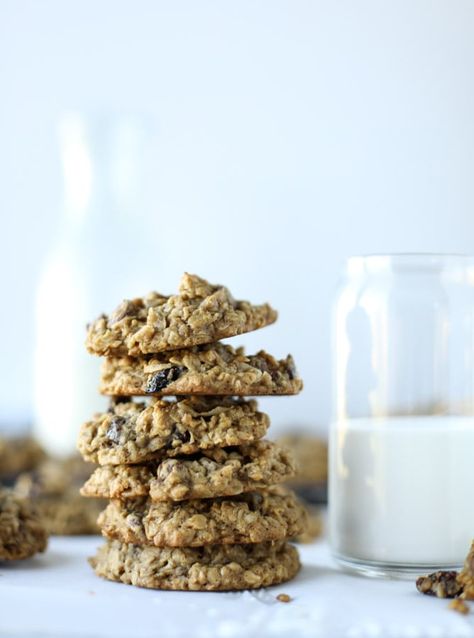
90, 539, 300, 591
15, 454, 95, 496
78, 397, 269, 465
15, 455, 104, 535
86, 273, 277, 356
0, 488, 47, 560
0, 436, 45, 481
81, 441, 296, 501
98, 489, 306, 547
100, 344, 302, 397
32, 495, 102, 535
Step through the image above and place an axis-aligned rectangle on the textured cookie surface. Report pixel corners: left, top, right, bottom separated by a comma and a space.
100, 343, 302, 397
86, 273, 277, 356
81, 441, 296, 501
78, 397, 269, 465
98, 489, 306, 547
90, 539, 300, 591
0, 488, 48, 560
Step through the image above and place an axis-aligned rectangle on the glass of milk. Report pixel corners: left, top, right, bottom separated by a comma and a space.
329, 254, 474, 577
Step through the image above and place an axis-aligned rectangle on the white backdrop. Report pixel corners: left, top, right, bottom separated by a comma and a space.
2, 0, 474, 435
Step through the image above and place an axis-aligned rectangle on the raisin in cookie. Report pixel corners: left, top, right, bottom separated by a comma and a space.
86, 273, 277, 356
90, 539, 300, 591
78, 397, 269, 465
81, 441, 296, 501
98, 489, 307, 547
100, 343, 302, 397
0, 488, 48, 560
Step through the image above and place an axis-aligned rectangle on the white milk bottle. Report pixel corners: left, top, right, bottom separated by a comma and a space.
33, 113, 155, 455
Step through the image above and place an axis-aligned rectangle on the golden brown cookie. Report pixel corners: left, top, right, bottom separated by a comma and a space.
100, 344, 302, 397
15, 455, 104, 535
78, 397, 269, 465
98, 489, 307, 548
0, 436, 45, 480
86, 273, 277, 356
0, 488, 48, 560
90, 539, 300, 591
81, 441, 296, 501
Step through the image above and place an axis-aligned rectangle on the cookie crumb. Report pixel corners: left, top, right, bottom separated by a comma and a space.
416, 571, 462, 598
276, 593, 291, 603
449, 599, 469, 614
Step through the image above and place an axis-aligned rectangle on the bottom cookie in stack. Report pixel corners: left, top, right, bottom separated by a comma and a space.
91, 539, 300, 591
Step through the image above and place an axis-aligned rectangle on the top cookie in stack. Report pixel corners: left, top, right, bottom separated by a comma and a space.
79, 273, 305, 592
86, 272, 278, 356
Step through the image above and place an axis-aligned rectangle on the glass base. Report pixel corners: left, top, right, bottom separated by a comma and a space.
332, 552, 462, 580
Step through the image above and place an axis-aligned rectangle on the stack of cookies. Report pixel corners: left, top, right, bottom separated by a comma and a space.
78, 273, 306, 591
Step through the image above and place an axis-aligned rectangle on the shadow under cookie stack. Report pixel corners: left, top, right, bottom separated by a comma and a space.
78, 273, 306, 591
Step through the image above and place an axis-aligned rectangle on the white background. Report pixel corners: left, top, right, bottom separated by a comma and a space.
2, 0, 474, 433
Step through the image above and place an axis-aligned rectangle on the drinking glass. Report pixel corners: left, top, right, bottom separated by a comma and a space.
329, 254, 474, 577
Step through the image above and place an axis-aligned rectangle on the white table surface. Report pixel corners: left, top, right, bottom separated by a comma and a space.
1, 535, 474, 638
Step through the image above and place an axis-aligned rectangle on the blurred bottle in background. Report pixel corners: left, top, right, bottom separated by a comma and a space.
33, 113, 156, 455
